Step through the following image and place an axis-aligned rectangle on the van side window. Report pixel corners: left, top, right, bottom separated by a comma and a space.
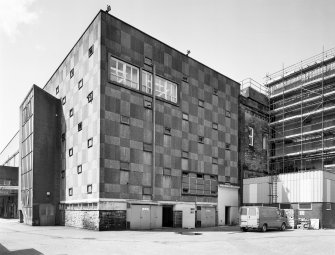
249, 208, 256, 216
241, 208, 247, 215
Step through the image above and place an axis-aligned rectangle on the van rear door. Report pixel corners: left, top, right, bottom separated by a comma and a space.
240, 207, 248, 227
247, 207, 258, 227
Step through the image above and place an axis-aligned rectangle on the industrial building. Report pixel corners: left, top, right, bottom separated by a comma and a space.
2, 10, 240, 230
243, 48, 335, 228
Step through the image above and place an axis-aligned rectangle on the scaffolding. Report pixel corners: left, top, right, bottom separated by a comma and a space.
265, 47, 335, 179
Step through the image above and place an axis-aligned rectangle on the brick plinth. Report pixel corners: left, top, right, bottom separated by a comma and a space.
99, 210, 126, 230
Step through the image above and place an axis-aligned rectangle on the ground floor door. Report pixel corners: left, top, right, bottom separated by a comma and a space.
162, 206, 173, 227
225, 206, 231, 225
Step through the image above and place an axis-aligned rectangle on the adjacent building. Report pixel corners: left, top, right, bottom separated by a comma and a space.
243, 48, 335, 228
15, 10, 240, 230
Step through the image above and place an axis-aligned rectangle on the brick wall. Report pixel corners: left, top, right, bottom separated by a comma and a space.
99, 210, 126, 230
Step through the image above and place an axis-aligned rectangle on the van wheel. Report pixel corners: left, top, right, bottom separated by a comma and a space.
241, 227, 247, 232
261, 224, 267, 232
280, 223, 286, 231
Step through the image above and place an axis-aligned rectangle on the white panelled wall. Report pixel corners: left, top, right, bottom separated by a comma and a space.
243, 170, 335, 204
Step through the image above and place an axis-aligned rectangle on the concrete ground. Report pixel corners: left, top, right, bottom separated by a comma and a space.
1, 219, 335, 255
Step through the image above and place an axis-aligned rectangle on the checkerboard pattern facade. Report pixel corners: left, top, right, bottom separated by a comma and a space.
100, 12, 239, 204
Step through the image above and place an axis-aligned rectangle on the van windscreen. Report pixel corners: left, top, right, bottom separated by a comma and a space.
241, 208, 247, 215
249, 208, 256, 216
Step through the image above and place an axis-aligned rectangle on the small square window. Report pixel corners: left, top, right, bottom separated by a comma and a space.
198, 100, 204, 108
144, 100, 152, 109
69, 188, 73, 196
77, 165, 82, 174
87, 184, 92, 194
56, 86, 59, 95
226, 111, 231, 118
163, 168, 171, 176
78, 79, 83, 90
212, 157, 218, 164
88, 138, 93, 148
164, 127, 171, 135
78, 122, 82, 132
70, 68, 74, 78
69, 108, 74, 117
88, 45, 94, 57
120, 115, 130, 125
212, 123, 218, 130
61, 133, 66, 142
326, 203, 331, 210
225, 144, 230, 150
213, 88, 218, 95
144, 57, 152, 66
61, 171, 65, 179
69, 148, 73, 157
198, 136, 204, 144
182, 151, 189, 158
87, 91, 93, 103
182, 113, 189, 121
298, 203, 312, 210
197, 174, 203, 179
62, 97, 66, 105
182, 188, 189, 193
182, 76, 188, 82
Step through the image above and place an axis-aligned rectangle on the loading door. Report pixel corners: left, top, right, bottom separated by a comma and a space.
201, 207, 216, 227
129, 205, 151, 230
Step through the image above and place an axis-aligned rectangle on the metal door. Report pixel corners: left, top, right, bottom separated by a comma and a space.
247, 207, 258, 227
201, 207, 215, 227
140, 205, 151, 229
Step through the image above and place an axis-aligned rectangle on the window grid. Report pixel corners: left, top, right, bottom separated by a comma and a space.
110, 57, 139, 90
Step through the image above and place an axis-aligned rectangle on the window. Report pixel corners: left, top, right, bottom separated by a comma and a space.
87, 91, 93, 103
69, 188, 73, 196
164, 127, 171, 136
182, 171, 218, 196
212, 157, 218, 164
198, 100, 204, 108
69, 148, 73, 157
110, 56, 139, 89
249, 208, 256, 216
77, 165, 82, 174
182, 151, 189, 158
87, 184, 92, 194
56, 86, 59, 94
226, 144, 230, 150
78, 122, 82, 132
212, 123, 218, 130
213, 88, 218, 95
143, 143, 152, 152
198, 136, 204, 144
326, 203, 331, 210
248, 127, 254, 146
88, 45, 94, 57
120, 162, 130, 171
70, 68, 74, 78
61, 133, 66, 142
69, 108, 74, 117
144, 100, 152, 109
120, 115, 130, 125
61, 171, 65, 179
182, 113, 189, 121
142, 70, 178, 103
299, 203, 312, 210
144, 57, 152, 66
142, 71, 152, 94
87, 138, 93, 148
62, 97, 66, 105
78, 79, 83, 90
263, 135, 268, 150
226, 111, 231, 118
182, 76, 188, 82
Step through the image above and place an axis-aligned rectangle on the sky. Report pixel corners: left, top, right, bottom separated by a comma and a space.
0, 0, 334, 150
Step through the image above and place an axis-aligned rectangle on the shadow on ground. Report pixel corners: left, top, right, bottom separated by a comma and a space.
0, 243, 43, 255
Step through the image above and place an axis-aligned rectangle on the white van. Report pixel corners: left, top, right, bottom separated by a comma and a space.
240, 206, 287, 232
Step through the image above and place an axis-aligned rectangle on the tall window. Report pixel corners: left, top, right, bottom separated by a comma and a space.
110, 56, 139, 89
262, 134, 268, 150
142, 70, 177, 103
248, 127, 254, 146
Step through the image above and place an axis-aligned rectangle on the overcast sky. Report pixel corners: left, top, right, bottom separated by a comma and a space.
0, 0, 334, 150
